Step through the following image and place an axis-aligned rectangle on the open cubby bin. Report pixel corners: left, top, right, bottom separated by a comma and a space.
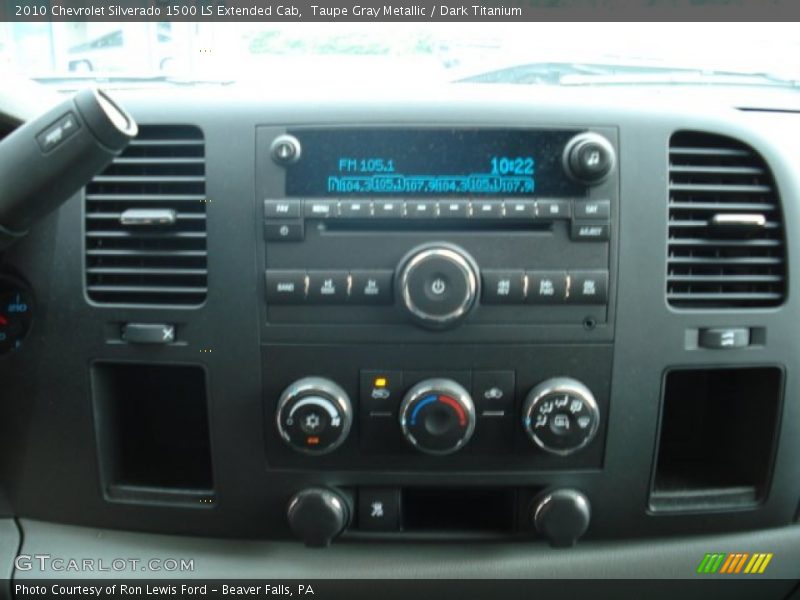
92, 362, 214, 504
650, 366, 782, 511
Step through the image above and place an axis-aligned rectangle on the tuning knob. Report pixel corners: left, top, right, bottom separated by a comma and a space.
396, 243, 480, 329
522, 377, 600, 456
287, 487, 349, 547
276, 377, 352, 455
563, 132, 616, 185
399, 378, 476, 455
532, 489, 591, 547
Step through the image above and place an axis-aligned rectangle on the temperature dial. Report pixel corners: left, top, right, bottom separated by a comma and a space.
399, 378, 475, 455
276, 377, 352, 455
0, 275, 33, 356
522, 377, 600, 456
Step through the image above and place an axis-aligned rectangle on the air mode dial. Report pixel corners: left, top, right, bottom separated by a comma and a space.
276, 377, 353, 455
399, 378, 476, 455
522, 377, 600, 456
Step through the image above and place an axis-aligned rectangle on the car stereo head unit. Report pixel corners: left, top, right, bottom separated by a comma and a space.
256, 125, 618, 332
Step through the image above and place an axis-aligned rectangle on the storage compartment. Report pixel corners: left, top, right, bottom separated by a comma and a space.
650, 367, 782, 511
401, 488, 516, 532
92, 363, 214, 504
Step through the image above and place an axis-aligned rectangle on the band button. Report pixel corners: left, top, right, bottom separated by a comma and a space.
265, 270, 306, 304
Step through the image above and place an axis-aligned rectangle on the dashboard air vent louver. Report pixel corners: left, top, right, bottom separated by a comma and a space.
667, 131, 785, 308
85, 125, 207, 305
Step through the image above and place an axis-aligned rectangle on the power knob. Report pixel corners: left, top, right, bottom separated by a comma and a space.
563, 132, 616, 185
396, 243, 480, 329
399, 378, 476, 455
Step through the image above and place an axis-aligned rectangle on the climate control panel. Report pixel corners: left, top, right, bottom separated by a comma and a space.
263, 344, 612, 471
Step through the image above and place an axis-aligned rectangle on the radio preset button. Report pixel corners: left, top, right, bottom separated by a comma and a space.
350, 270, 393, 304
373, 199, 405, 218
568, 270, 608, 304
264, 199, 302, 219
570, 220, 610, 241
307, 270, 349, 303
439, 199, 470, 219
265, 270, 307, 304
406, 201, 438, 219
339, 200, 372, 218
472, 199, 503, 219
574, 199, 610, 219
482, 270, 526, 304
264, 220, 304, 241
526, 271, 568, 304
505, 199, 536, 219
536, 199, 571, 219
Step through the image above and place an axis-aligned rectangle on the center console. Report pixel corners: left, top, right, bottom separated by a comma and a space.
256, 125, 619, 543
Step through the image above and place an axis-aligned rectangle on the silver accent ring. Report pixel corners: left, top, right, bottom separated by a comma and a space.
522, 377, 600, 456
399, 246, 478, 325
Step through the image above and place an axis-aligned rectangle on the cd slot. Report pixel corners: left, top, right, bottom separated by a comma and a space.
322, 219, 553, 233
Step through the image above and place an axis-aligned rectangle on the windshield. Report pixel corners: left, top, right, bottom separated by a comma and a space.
1, 22, 798, 88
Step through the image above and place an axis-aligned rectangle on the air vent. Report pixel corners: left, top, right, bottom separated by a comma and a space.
85, 125, 207, 305
667, 131, 786, 308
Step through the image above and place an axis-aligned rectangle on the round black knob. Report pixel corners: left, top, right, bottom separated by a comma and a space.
532, 489, 591, 548
399, 378, 475, 455
522, 377, 600, 456
396, 243, 480, 329
270, 134, 302, 166
287, 487, 349, 547
276, 377, 353, 455
563, 132, 615, 184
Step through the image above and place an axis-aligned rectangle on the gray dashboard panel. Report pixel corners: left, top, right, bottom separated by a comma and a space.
11, 519, 800, 600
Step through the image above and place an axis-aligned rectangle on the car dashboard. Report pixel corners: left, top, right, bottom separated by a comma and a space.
0, 83, 799, 593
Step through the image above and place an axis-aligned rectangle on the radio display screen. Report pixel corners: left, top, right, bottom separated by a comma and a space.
285, 128, 584, 197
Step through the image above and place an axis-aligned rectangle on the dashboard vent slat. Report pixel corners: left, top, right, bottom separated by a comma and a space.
667, 131, 786, 308
85, 125, 207, 306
